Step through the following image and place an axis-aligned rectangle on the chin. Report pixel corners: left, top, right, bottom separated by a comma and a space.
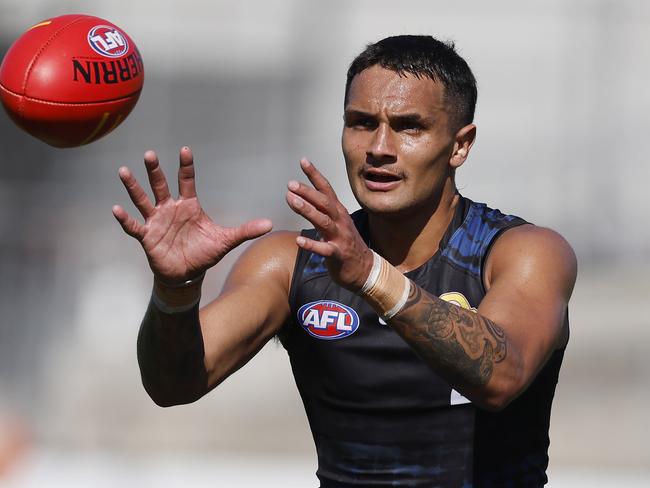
354, 187, 442, 221
355, 191, 415, 218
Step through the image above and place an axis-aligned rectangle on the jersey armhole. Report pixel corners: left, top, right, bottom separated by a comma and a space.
288, 234, 305, 311
480, 221, 530, 295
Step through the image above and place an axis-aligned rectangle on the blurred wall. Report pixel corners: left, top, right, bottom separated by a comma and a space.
0, 0, 648, 483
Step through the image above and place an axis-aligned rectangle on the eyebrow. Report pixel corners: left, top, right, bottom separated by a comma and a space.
343, 109, 372, 120
344, 109, 426, 121
392, 113, 425, 123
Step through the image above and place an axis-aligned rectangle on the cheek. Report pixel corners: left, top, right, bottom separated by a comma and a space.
342, 131, 364, 158
343, 137, 370, 181
402, 143, 451, 189
342, 140, 362, 185
406, 137, 450, 165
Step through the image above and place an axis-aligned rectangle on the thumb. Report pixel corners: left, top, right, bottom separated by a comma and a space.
227, 218, 273, 248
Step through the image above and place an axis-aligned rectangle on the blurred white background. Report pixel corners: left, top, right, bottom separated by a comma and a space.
0, 0, 648, 486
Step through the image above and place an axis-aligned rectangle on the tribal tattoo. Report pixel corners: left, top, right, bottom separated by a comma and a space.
137, 299, 208, 405
389, 282, 507, 387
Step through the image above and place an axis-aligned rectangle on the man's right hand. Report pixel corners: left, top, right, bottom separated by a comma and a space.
112, 146, 273, 285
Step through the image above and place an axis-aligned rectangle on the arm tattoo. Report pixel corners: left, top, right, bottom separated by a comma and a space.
389, 282, 508, 387
137, 299, 208, 405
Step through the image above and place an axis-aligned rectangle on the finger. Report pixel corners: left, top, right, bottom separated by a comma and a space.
287, 180, 339, 219
226, 218, 273, 248
178, 146, 197, 199
286, 191, 337, 236
299, 159, 338, 199
143, 150, 171, 204
295, 235, 338, 258
112, 205, 145, 240
118, 166, 154, 218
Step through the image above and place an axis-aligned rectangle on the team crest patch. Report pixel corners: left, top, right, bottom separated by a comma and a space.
439, 292, 477, 312
297, 300, 360, 340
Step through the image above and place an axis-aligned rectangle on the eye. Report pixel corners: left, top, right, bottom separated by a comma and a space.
345, 115, 377, 130
394, 120, 423, 134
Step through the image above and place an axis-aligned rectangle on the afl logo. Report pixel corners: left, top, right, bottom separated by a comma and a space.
87, 25, 129, 58
297, 300, 360, 340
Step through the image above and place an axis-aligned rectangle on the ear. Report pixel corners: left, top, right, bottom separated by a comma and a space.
450, 124, 477, 169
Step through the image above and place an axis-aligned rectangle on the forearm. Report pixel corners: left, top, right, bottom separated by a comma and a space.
137, 280, 208, 407
359, 253, 521, 410
387, 282, 519, 407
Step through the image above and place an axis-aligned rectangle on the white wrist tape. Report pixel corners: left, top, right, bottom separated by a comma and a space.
152, 272, 205, 314
359, 251, 411, 320
361, 251, 382, 294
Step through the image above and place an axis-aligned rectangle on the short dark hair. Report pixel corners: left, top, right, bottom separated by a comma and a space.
345, 35, 477, 132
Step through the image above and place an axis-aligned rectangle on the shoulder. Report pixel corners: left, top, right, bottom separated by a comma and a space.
246, 230, 300, 254
484, 224, 577, 298
225, 230, 300, 291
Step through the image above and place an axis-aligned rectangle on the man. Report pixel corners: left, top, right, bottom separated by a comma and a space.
114, 36, 576, 487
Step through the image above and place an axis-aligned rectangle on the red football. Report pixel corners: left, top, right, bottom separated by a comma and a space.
0, 14, 144, 148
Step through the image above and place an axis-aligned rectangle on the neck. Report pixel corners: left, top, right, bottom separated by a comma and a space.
368, 187, 460, 273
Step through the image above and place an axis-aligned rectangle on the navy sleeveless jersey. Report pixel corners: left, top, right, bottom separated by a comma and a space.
279, 196, 567, 487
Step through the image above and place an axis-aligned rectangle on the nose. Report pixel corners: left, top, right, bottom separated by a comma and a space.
367, 123, 397, 165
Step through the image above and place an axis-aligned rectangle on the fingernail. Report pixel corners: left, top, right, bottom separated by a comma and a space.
296, 236, 305, 246
293, 197, 304, 208
300, 158, 310, 168
288, 180, 299, 190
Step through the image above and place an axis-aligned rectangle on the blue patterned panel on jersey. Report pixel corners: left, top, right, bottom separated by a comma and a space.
303, 240, 328, 278
440, 202, 525, 278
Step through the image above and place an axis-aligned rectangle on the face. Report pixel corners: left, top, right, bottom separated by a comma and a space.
342, 65, 469, 218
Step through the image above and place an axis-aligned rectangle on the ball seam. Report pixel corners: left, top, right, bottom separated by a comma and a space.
1, 83, 142, 106
20, 15, 91, 118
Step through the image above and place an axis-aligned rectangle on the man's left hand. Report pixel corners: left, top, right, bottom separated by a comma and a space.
286, 158, 373, 291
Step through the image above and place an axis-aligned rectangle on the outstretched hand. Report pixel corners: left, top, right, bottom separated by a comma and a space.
286, 159, 372, 291
113, 146, 273, 284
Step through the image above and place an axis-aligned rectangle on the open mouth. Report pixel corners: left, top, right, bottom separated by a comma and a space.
362, 169, 402, 191
365, 172, 401, 183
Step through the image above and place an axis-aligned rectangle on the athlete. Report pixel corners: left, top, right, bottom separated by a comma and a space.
113, 36, 577, 486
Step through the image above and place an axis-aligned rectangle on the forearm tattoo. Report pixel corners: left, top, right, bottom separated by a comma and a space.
389, 282, 507, 387
137, 300, 208, 404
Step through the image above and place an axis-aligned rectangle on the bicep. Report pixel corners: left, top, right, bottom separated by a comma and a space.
478, 225, 577, 385
198, 231, 298, 389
